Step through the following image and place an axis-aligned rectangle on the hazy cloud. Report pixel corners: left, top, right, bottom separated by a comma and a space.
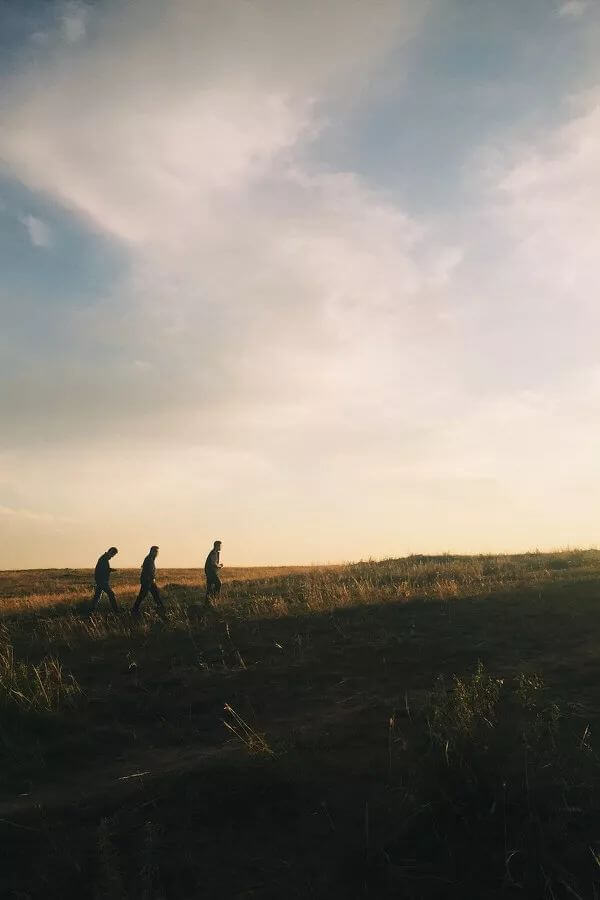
0, 504, 72, 524
0, 0, 451, 451
61, 1, 87, 42
557, 1, 589, 18
30, 31, 50, 45
492, 88, 600, 300
19, 213, 52, 247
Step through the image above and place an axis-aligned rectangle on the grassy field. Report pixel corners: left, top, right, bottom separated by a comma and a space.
1, 551, 600, 899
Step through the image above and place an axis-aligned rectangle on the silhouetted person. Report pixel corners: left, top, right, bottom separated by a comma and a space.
132, 545, 166, 618
205, 540, 223, 602
91, 547, 118, 612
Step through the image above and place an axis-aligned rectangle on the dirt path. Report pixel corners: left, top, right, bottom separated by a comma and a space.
0, 739, 237, 822
0, 695, 381, 825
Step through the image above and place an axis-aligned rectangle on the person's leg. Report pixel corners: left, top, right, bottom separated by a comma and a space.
106, 587, 118, 613
150, 583, 166, 618
90, 584, 103, 612
202, 574, 213, 609
213, 574, 221, 595
132, 585, 146, 615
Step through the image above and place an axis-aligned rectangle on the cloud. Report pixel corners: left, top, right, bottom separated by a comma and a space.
30, 31, 50, 45
490, 89, 600, 301
557, 1, 589, 18
61, 1, 87, 43
0, 0, 455, 453
0, 504, 71, 524
0, 1, 427, 242
19, 213, 52, 247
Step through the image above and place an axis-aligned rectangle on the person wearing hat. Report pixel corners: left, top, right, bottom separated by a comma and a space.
204, 540, 223, 603
91, 546, 119, 612
132, 545, 166, 617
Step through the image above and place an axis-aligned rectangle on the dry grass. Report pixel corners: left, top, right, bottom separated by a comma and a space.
0, 565, 331, 615
2, 550, 597, 619
1, 550, 600, 899
0, 641, 81, 712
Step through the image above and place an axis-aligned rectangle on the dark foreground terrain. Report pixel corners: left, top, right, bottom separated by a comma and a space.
1, 552, 600, 898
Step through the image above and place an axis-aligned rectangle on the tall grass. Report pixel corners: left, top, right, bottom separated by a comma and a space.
2, 549, 600, 670
406, 662, 600, 895
3, 550, 600, 620
0, 640, 81, 712
2, 551, 600, 898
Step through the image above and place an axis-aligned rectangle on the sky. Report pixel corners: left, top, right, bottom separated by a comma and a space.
1, 0, 600, 568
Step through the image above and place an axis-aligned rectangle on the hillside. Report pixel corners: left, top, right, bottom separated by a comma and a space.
1, 552, 600, 898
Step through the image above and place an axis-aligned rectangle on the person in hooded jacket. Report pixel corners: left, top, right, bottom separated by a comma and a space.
91, 547, 119, 612
204, 540, 223, 602
132, 545, 166, 618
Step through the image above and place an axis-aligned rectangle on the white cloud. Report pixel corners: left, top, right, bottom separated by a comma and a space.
0, 1, 427, 244
19, 213, 52, 247
0, 0, 452, 446
61, 1, 87, 43
30, 31, 49, 45
491, 89, 600, 300
557, 1, 589, 18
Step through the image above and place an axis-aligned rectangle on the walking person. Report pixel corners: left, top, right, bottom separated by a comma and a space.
204, 540, 223, 604
90, 547, 119, 612
132, 545, 166, 618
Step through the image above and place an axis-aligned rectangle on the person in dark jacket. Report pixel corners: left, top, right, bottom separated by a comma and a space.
204, 540, 223, 602
132, 545, 166, 617
91, 547, 119, 612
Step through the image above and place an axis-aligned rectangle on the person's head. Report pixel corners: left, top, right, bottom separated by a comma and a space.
107, 547, 118, 558
214, 540, 221, 549
150, 545, 159, 558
